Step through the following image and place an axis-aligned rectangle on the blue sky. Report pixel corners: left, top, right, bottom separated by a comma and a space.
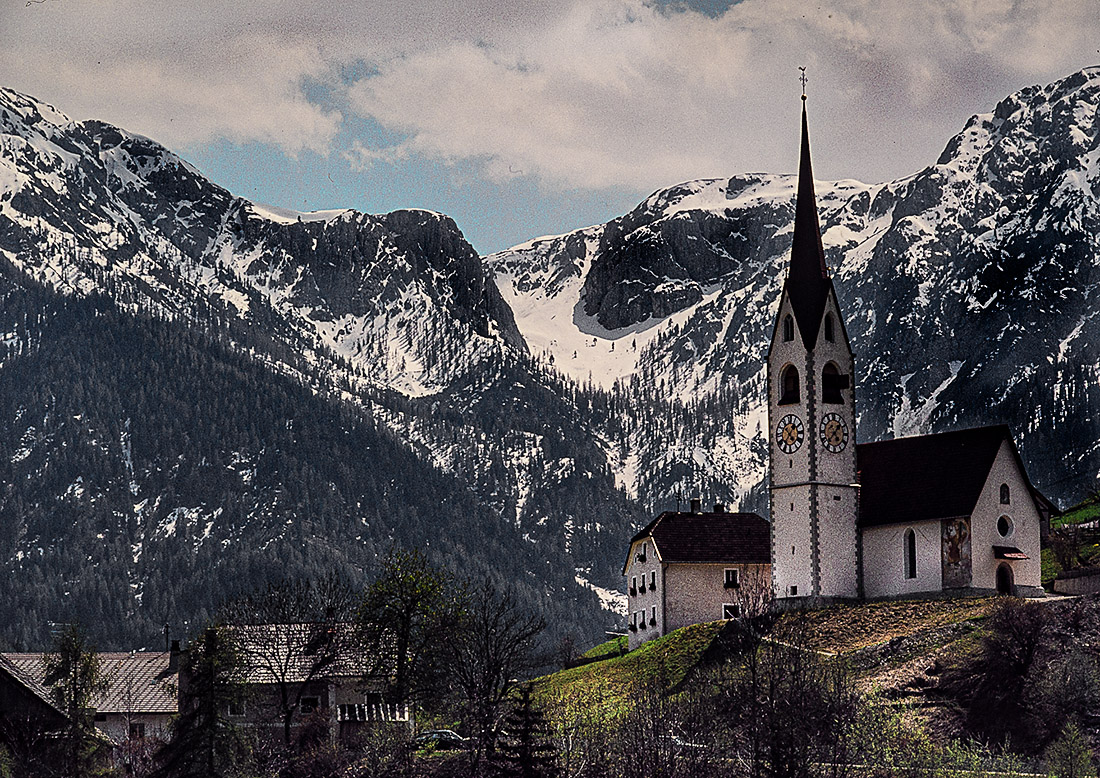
4, 0, 1099, 254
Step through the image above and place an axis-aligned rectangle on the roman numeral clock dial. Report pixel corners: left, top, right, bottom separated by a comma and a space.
776, 414, 804, 454
820, 412, 849, 452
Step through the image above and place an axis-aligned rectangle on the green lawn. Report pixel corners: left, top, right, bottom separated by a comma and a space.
1052, 494, 1100, 528
579, 635, 626, 661
534, 621, 725, 719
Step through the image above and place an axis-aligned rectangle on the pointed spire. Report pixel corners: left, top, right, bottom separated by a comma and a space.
785, 96, 831, 348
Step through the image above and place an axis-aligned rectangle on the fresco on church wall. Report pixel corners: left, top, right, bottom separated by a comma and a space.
941, 518, 972, 588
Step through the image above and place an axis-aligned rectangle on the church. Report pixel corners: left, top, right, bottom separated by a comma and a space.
623, 97, 1053, 647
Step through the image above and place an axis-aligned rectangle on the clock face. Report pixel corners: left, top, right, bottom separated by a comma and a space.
820, 412, 849, 453
776, 414, 804, 454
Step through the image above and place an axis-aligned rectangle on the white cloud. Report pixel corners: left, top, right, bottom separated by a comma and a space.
344, 0, 1100, 189
3, 0, 1099, 187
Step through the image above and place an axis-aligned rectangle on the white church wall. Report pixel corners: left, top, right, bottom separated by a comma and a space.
771, 484, 814, 598
769, 295, 814, 491
811, 292, 857, 490
861, 520, 942, 598
969, 440, 1042, 592
816, 484, 860, 598
769, 293, 814, 600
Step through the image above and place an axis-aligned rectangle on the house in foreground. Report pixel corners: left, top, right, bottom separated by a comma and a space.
623, 502, 772, 650
223, 622, 411, 742
0, 625, 409, 759
0, 648, 179, 745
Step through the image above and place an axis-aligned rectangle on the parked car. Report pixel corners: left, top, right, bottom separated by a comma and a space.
414, 729, 469, 750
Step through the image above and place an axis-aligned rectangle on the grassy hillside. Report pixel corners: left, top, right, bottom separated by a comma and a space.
1054, 494, 1100, 527
534, 621, 724, 718
525, 595, 1080, 777
535, 597, 1000, 719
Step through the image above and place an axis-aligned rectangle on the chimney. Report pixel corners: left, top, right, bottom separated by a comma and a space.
168, 639, 182, 674
714, 503, 726, 513
689, 498, 701, 514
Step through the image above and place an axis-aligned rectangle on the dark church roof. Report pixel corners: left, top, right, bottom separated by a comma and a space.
784, 99, 833, 349
625, 511, 771, 572
856, 425, 1043, 528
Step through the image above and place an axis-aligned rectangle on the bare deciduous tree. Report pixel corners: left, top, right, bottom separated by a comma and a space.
221, 576, 357, 748
451, 581, 545, 771
42, 624, 112, 778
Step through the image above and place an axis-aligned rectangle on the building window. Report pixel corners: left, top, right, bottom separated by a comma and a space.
630, 612, 637, 632
904, 529, 916, 579
789, 585, 798, 596
998, 515, 1013, 538
779, 365, 800, 405
783, 315, 795, 342
1000, 484, 1010, 505
300, 696, 320, 715
339, 700, 409, 722
723, 603, 741, 619
228, 700, 246, 717
650, 570, 656, 590
630, 576, 637, 596
824, 313, 835, 342
129, 722, 145, 740
650, 606, 657, 626
822, 362, 845, 404
724, 569, 740, 589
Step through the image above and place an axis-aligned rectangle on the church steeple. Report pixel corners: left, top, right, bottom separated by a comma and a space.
767, 86, 860, 603
785, 98, 831, 348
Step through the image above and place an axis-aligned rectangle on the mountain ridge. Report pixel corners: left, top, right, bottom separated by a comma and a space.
1, 67, 1099, 650
489, 66, 1100, 513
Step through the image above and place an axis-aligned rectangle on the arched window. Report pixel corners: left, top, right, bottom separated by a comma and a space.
782, 315, 795, 342
822, 362, 844, 404
779, 365, 800, 405
1000, 484, 1010, 505
904, 529, 917, 580
824, 313, 835, 342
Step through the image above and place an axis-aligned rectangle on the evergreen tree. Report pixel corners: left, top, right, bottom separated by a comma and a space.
41, 624, 111, 778
152, 627, 247, 778
497, 685, 557, 778
1046, 721, 1097, 778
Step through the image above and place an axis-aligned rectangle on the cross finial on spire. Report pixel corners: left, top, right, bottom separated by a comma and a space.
799, 67, 807, 100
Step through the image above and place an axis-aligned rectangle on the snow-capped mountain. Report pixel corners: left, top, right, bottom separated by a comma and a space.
0, 89, 524, 398
489, 67, 1100, 512
2, 66, 1098, 650
0, 87, 638, 650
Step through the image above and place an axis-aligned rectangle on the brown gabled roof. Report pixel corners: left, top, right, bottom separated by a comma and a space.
1, 652, 178, 715
856, 425, 1050, 529
0, 652, 65, 718
227, 623, 384, 685
626, 511, 771, 572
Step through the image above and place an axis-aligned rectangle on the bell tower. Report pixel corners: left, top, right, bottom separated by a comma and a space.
768, 95, 859, 601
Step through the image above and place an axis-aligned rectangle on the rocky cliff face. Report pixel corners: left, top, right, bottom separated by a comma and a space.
490, 67, 1100, 512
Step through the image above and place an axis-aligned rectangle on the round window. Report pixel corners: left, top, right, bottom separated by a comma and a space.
997, 515, 1013, 538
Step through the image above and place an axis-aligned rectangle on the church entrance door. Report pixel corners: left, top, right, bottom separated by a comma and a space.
995, 563, 1015, 596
